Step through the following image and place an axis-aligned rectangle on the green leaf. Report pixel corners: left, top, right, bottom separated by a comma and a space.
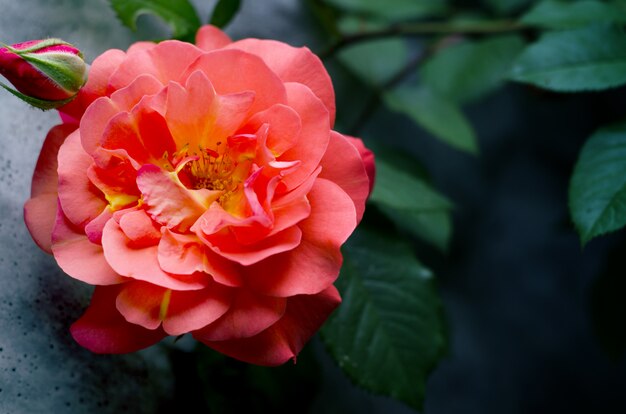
384, 86, 478, 154
379, 205, 452, 251
109, 0, 201, 41
371, 160, 452, 212
521, 0, 626, 29
338, 38, 409, 86
569, 121, 626, 244
324, 0, 447, 20
421, 36, 525, 104
370, 160, 453, 250
210, 0, 242, 28
321, 227, 447, 410
509, 24, 626, 92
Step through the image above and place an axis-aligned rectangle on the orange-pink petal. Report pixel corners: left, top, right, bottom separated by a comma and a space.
245, 178, 355, 296
241, 104, 301, 156
25, 124, 76, 253
51, 204, 125, 285
194, 290, 286, 341
109, 40, 203, 90
277, 82, 330, 190
319, 131, 370, 223
57, 131, 107, 228
115, 280, 232, 335
181, 49, 287, 116
196, 285, 340, 366
109, 74, 163, 111
163, 284, 232, 335
71, 286, 166, 354
195, 25, 232, 51
227, 38, 336, 126
195, 209, 303, 266
158, 229, 242, 287
59, 49, 127, 123
101, 219, 209, 290
24, 194, 58, 254
118, 209, 161, 247
136, 164, 211, 232
163, 71, 254, 150
31, 124, 75, 197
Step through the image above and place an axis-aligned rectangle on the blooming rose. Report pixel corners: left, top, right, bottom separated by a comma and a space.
24, 26, 373, 365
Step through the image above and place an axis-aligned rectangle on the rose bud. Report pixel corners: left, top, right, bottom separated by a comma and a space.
0, 38, 87, 109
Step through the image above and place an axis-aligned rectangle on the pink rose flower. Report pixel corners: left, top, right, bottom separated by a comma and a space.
24, 26, 374, 365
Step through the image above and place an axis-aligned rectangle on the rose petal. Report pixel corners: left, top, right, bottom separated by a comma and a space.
181, 49, 287, 117
51, 204, 125, 285
269, 166, 320, 236
24, 194, 58, 253
31, 124, 75, 197
277, 82, 330, 190
245, 178, 356, 296
115, 281, 232, 335
133, 102, 177, 162
164, 70, 254, 151
158, 229, 242, 287
163, 284, 232, 335
196, 285, 340, 366
319, 131, 370, 223
59, 49, 127, 123
118, 209, 161, 247
109, 74, 163, 111
25, 124, 76, 253
57, 131, 107, 228
196, 25, 232, 51
196, 208, 303, 266
100, 111, 149, 165
109, 40, 203, 90
101, 219, 209, 291
194, 290, 286, 341
346, 136, 375, 194
71, 286, 166, 354
241, 104, 301, 156
136, 164, 213, 232
115, 281, 166, 330
84, 207, 113, 244
227, 38, 336, 126
87, 158, 139, 206
80, 97, 121, 157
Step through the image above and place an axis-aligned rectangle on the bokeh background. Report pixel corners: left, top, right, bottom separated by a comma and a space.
1, 0, 626, 413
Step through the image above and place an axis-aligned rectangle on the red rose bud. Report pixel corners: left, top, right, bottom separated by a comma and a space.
0, 38, 87, 109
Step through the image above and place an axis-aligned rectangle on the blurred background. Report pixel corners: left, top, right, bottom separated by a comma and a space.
1, 0, 626, 413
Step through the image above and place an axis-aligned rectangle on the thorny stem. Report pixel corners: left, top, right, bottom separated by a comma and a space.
320, 19, 525, 59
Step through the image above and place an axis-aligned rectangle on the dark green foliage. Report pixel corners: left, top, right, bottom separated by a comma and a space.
321, 227, 447, 410
109, 0, 201, 41
210, 0, 242, 28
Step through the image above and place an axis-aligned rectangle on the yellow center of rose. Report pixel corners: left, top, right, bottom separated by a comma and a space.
183, 146, 236, 191
167, 141, 252, 208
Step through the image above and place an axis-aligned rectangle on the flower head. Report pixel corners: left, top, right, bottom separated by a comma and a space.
24, 26, 373, 365
0, 38, 87, 109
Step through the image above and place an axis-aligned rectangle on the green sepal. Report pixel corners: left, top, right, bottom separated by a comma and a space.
0, 81, 75, 110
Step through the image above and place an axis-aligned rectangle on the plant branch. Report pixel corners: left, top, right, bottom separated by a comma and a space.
347, 43, 436, 136
321, 19, 524, 59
